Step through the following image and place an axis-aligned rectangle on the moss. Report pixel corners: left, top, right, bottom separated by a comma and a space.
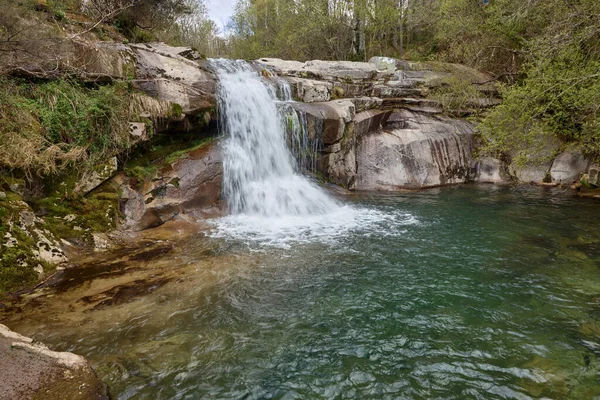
163, 137, 214, 164
331, 86, 345, 100
170, 103, 183, 118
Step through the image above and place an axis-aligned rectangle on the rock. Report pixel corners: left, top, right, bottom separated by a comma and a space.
118, 141, 223, 231
254, 58, 306, 75
351, 97, 383, 113
255, 58, 379, 81
74, 157, 118, 195
0, 324, 110, 400
550, 148, 590, 184
509, 137, 561, 183
129, 122, 149, 144
0, 36, 135, 81
368, 56, 407, 75
92, 233, 111, 251
354, 110, 392, 137
33, 228, 68, 264
0, 191, 6, 200
587, 164, 600, 187
355, 111, 474, 190
285, 77, 332, 103
473, 157, 509, 184
34, 264, 45, 280
291, 100, 355, 145
131, 43, 216, 115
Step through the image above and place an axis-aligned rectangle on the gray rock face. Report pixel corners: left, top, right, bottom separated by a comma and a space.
473, 157, 509, 183
509, 138, 561, 183
256, 58, 380, 81
0, 324, 109, 400
131, 43, 216, 115
118, 141, 222, 231
550, 148, 589, 184
285, 77, 332, 103
355, 111, 474, 190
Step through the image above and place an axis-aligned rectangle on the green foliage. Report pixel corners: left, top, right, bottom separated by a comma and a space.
0, 78, 141, 178
430, 74, 484, 113
479, 0, 600, 161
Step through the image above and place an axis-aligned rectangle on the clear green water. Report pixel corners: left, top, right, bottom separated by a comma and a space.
4, 185, 600, 399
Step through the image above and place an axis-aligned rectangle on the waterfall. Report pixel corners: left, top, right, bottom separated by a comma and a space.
211, 59, 336, 217
209, 59, 397, 247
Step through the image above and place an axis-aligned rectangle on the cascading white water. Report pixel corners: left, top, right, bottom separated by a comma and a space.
212, 59, 338, 217
209, 59, 410, 246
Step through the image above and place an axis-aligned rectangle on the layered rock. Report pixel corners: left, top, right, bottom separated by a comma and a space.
0, 324, 109, 400
272, 57, 490, 189
131, 43, 216, 116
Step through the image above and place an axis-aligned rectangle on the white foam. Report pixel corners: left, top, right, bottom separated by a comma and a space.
209, 207, 417, 248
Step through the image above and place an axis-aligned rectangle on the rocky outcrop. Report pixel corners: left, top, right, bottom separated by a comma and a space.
270, 57, 490, 189
131, 43, 216, 116
356, 112, 474, 190
117, 141, 222, 231
0, 324, 109, 400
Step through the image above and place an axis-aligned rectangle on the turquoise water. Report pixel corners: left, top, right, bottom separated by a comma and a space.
3, 185, 600, 399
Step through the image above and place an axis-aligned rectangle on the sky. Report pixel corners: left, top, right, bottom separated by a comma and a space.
207, 0, 237, 33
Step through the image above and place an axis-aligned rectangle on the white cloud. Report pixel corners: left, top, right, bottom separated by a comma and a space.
207, 0, 237, 33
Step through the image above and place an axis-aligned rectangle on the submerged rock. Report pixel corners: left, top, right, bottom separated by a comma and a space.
0, 324, 110, 400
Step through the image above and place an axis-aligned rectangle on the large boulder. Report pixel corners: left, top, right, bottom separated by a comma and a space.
355, 111, 474, 190
509, 137, 561, 183
118, 141, 222, 231
0, 324, 109, 400
131, 43, 216, 115
550, 148, 589, 184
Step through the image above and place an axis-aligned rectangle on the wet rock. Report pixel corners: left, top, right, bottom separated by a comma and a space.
356, 111, 474, 190
291, 100, 355, 145
118, 141, 223, 231
131, 43, 216, 115
74, 157, 118, 195
550, 148, 590, 184
0, 324, 110, 400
